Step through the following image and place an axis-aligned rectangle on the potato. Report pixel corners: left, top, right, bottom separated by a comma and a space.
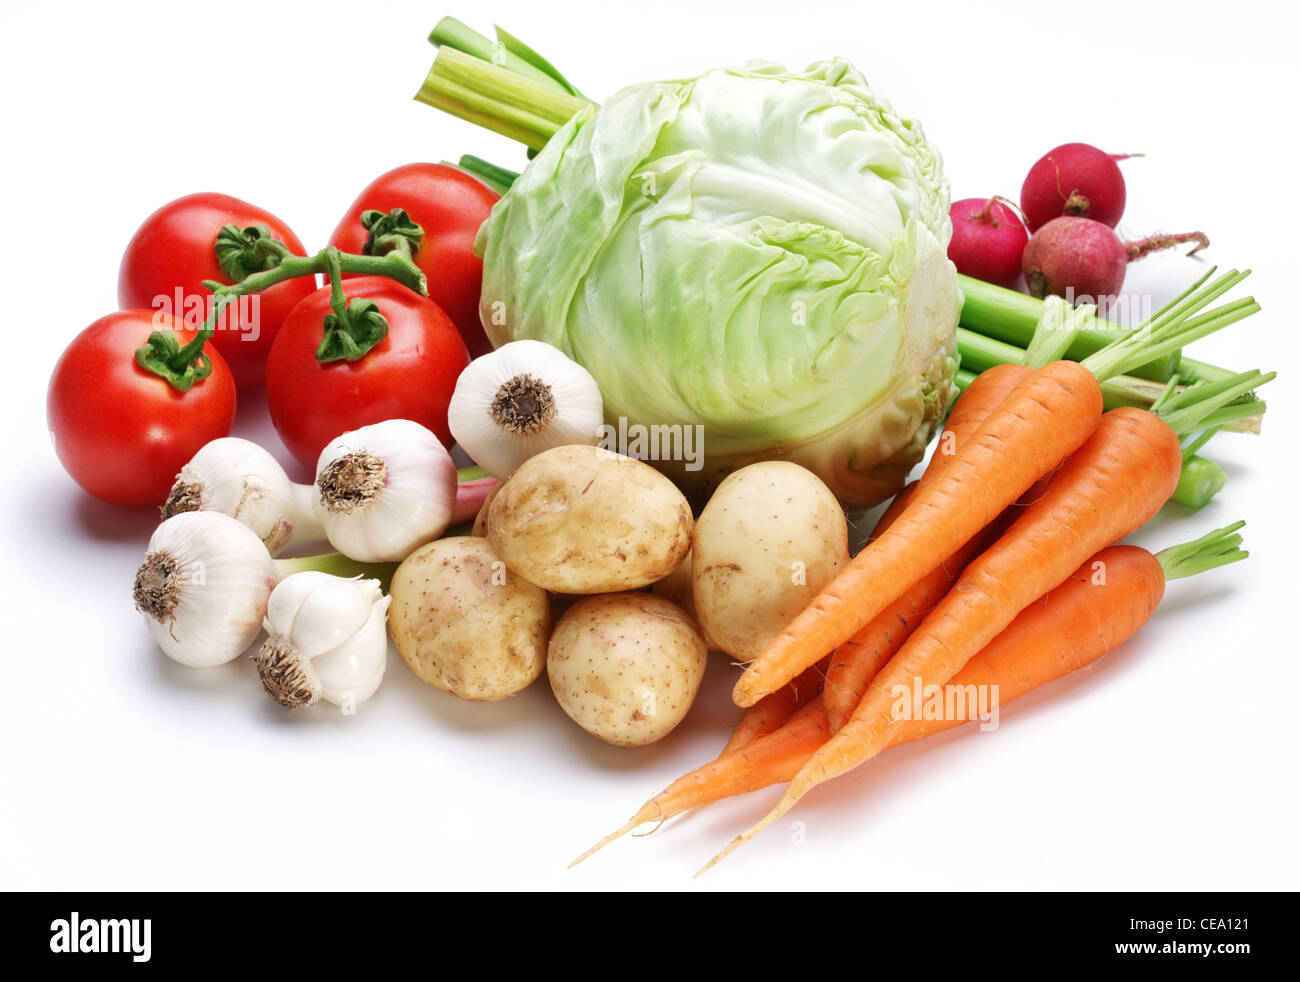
389, 536, 551, 701
650, 550, 696, 623
486, 445, 692, 594
692, 461, 848, 660
470, 482, 502, 538
548, 593, 707, 747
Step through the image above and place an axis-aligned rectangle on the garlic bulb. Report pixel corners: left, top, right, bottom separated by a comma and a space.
254, 572, 390, 711
161, 437, 324, 554
133, 511, 277, 668
447, 339, 605, 479
311, 419, 457, 563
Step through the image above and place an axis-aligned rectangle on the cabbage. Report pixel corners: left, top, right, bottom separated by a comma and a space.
474, 58, 959, 505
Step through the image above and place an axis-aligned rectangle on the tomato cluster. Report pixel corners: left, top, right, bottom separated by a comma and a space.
48, 165, 497, 504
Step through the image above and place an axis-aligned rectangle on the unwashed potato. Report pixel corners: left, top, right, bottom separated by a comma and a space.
692, 461, 849, 660
486, 444, 692, 594
389, 536, 551, 701
548, 593, 707, 747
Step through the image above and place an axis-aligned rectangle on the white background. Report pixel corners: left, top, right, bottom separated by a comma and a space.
2, 0, 1298, 891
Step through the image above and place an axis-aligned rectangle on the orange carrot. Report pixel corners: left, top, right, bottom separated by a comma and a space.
824, 363, 1033, 730
703, 406, 1185, 871
822, 535, 982, 732
732, 360, 1104, 708
569, 697, 832, 868
918, 362, 1033, 493
721, 662, 824, 756
575, 527, 1247, 868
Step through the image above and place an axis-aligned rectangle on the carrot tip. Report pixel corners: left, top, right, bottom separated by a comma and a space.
732, 679, 764, 708
694, 808, 785, 877
568, 817, 641, 869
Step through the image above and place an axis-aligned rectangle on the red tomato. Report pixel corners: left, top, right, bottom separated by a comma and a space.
118, 192, 316, 389
266, 277, 470, 471
47, 311, 237, 506
327, 163, 498, 358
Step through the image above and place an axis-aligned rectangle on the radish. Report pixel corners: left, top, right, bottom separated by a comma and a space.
1020, 143, 1138, 231
946, 196, 1029, 288
1022, 216, 1209, 304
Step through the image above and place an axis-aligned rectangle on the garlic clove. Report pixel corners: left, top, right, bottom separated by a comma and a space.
447, 339, 605, 479
311, 596, 391, 707
263, 570, 334, 640
282, 574, 381, 659
255, 572, 390, 710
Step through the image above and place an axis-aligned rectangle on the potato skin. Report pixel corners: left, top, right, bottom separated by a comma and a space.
486, 445, 693, 594
547, 593, 708, 747
470, 482, 502, 538
692, 461, 849, 660
389, 536, 551, 701
650, 550, 696, 623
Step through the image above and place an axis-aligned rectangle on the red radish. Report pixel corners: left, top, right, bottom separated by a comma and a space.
1020, 142, 1136, 231
946, 197, 1029, 288
1022, 216, 1209, 304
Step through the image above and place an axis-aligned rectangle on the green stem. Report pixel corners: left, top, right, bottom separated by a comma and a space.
1154, 370, 1276, 437
361, 208, 423, 258
414, 39, 592, 146
1155, 521, 1247, 579
428, 16, 583, 97
214, 223, 293, 282
136, 246, 427, 390
1022, 297, 1086, 369
957, 274, 1179, 381
956, 328, 1026, 374
1080, 276, 1261, 383
1180, 428, 1219, 461
273, 552, 399, 590
451, 154, 523, 195
312, 248, 392, 363
1171, 456, 1227, 510
415, 46, 590, 151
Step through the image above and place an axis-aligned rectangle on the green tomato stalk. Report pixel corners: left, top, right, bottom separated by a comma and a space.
135, 227, 432, 392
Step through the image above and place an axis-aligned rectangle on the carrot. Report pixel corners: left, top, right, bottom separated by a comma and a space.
704, 406, 1190, 870
919, 362, 1033, 493
822, 534, 982, 732
824, 363, 1033, 730
569, 698, 832, 868
721, 661, 824, 756
573, 525, 1246, 869
733, 359, 1104, 708
732, 268, 1268, 710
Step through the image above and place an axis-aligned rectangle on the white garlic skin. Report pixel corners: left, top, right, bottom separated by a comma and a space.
447, 339, 605, 480
167, 437, 323, 554
262, 572, 391, 707
138, 511, 277, 668
311, 419, 457, 563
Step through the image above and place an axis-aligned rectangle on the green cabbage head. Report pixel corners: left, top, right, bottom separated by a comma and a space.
476, 57, 960, 505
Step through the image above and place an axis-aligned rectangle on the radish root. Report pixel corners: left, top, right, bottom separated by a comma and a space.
1128, 231, 1210, 261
